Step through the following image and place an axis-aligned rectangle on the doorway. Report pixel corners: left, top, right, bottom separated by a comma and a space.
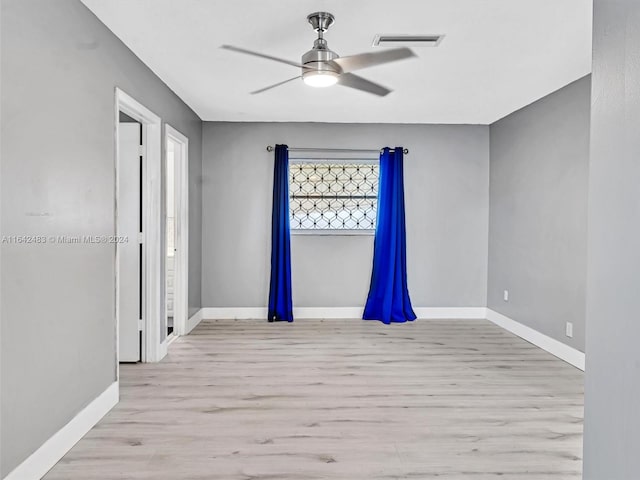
117, 114, 142, 362
115, 88, 166, 364
164, 125, 189, 339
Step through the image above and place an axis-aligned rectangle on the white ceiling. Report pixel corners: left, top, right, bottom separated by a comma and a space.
81, 0, 592, 124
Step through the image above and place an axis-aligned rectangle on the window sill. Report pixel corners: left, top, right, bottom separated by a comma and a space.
291, 229, 375, 236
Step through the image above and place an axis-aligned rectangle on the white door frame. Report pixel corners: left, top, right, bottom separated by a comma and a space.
115, 88, 165, 363
165, 125, 189, 337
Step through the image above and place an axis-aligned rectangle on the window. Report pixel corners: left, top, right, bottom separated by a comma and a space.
289, 161, 379, 231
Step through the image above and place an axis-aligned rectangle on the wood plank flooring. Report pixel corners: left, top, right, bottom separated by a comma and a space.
44, 319, 584, 480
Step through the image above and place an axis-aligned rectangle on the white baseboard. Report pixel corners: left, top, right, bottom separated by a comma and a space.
201, 307, 267, 320
199, 306, 583, 370
294, 307, 363, 318
414, 307, 487, 319
186, 308, 204, 334
485, 308, 585, 371
4, 381, 119, 480
200, 306, 486, 320
202, 307, 358, 320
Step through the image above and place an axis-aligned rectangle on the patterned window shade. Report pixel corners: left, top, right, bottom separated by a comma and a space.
289, 162, 379, 230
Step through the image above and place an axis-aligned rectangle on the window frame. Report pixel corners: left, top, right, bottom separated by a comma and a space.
288, 157, 379, 236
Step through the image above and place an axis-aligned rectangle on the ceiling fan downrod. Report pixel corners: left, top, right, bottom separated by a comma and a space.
307, 12, 335, 49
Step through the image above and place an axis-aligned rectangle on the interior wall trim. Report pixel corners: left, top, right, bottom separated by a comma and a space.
200, 307, 265, 319
294, 307, 362, 319
485, 308, 585, 370
413, 307, 487, 319
199, 307, 487, 320
4, 382, 119, 480
186, 308, 205, 334
198, 307, 584, 370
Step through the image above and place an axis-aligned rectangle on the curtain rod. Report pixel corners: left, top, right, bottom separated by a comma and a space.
266, 146, 409, 155
289, 157, 379, 161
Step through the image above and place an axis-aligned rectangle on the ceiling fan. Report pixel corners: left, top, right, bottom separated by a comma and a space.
222, 12, 416, 97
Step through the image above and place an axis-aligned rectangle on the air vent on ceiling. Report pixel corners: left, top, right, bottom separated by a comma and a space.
372, 34, 444, 47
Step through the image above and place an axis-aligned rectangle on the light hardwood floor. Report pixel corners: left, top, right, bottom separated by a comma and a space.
45, 319, 584, 480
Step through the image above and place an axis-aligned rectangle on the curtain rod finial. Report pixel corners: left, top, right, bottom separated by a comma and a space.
266, 145, 274, 152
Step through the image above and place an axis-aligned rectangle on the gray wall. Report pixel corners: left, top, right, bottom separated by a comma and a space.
583, 0, 640, 477
487, 76, 591, 352
0, 0, 202, 475
202, 122, 489, 309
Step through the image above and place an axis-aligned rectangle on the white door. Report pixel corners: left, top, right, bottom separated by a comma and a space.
165, 126, 189, 337
165, 138, 177, 339
118, 123, 142, 362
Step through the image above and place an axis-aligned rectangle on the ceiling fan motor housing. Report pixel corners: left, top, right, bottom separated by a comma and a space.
302, 46, 341, 75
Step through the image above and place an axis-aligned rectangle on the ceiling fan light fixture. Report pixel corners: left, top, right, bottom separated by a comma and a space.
223, 11, 414, 96
303, 71, 339, 88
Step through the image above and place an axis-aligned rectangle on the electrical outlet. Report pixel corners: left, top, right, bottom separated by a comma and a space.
503, 290, 509, 302
566, 322, 573, 338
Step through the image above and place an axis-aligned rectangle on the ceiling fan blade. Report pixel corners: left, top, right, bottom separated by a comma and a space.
221, 45, 308, 69
251, 76, 301, 94
332, 48, 415, 73
337, 73, 391, 97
